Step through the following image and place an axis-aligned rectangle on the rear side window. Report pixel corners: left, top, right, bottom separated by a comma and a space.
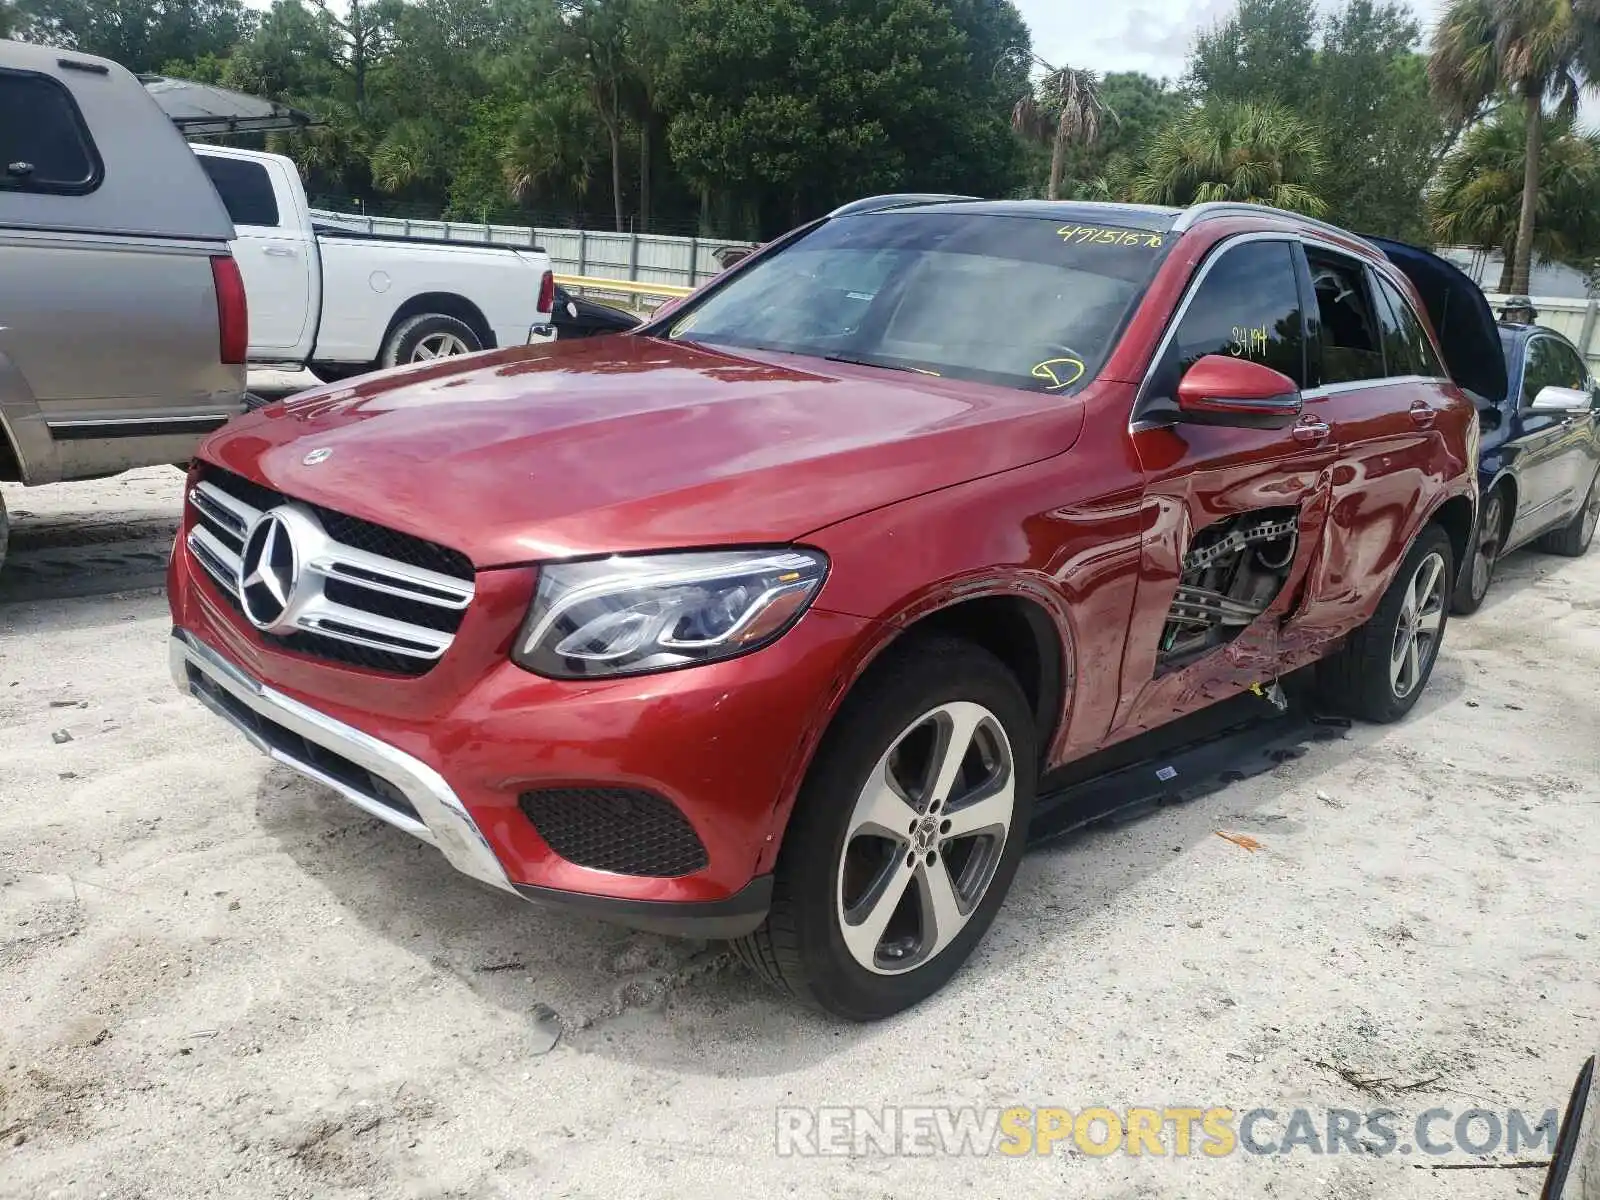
1372, 273, 1445, 378
1306, 249, 1384, 385
1153, 238, 1306, 391
199, 155, 281, 227
0, 69, 102, 194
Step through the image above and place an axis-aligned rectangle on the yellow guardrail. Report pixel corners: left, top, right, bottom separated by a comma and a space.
555, 274, 694, 299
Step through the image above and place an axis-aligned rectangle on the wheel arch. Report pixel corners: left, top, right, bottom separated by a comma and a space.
1482, 470, 1517, 540
1427, 491, 1475, 584
383, 293, 496, 353
756, 583, 1076, 875
0, 413, 23, 483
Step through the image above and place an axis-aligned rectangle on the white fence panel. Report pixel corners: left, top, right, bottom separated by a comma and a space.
1485, 294, 1600, 372
308, 207, 754, 292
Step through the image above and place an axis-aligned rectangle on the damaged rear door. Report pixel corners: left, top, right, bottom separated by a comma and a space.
1114, 234, 1338, 737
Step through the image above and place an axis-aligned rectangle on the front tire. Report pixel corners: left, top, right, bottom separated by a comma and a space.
734, 637, 1036, 1021
380, 314, 483, 369
1538, 467, 1600, 557
1451, 485, 1506, 615
1317, 523, 1453, 724
0, 487, 9, 578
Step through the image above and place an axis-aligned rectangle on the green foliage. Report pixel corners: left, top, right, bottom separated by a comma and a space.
14, 0, 253, 72
1187, 0, 1318, 111
1182, 0, 1448, 238
665, 0, 1028, 234
1429, 0, 1600, 292
1132, 101, 1329, 215
1428, 109, 1600, 287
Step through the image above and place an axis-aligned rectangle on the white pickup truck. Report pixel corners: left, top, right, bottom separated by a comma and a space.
192, 145, 555, 382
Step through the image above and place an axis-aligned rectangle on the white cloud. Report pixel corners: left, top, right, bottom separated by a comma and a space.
1013, 0, 1449, 82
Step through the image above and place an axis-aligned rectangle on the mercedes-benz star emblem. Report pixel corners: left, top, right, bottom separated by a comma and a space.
302, 447, 333, 466
239, 510, 301, 631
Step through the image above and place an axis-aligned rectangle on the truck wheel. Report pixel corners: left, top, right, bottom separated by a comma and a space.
734, 637, 1036, 1021
380, 314, 482, 369
1316, 523, 1453, 724
0, 488, 9, 578
1450, 484, 1506, 615
1537, 467, 1600, 557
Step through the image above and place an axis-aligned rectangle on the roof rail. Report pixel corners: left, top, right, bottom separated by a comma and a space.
826, 193, 980, 218
1172, 201, 1380, 252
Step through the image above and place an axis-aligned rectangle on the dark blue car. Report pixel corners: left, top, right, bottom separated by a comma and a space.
1452, 320, 1600, 611
1361, 238, 1600, 613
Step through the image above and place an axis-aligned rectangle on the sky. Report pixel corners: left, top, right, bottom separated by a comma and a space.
1012, 0, 1446, 83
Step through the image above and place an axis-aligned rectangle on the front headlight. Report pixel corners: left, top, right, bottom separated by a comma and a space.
512, 548, 829, 679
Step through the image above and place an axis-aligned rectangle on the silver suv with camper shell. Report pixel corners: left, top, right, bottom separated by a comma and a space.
0, 38, 248, 573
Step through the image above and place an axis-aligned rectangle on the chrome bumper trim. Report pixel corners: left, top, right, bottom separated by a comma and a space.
169, 628, 515, 893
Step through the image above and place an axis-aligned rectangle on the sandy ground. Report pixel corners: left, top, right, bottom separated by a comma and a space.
1, 468, 1597, 1200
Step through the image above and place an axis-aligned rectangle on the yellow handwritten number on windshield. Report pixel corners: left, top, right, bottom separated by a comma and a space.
1032, 358, 1085, 390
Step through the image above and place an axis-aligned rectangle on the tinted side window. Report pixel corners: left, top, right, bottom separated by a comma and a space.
0, 70, 101, 193
1520, 338, 1580, 405
1550, 340, 1589, 390
1155, 239, 1305, 393
199, 155, 281, 227
1306, 249, 1384, 384
1373, 273, 1446, 378
1371, 274, 1420, 376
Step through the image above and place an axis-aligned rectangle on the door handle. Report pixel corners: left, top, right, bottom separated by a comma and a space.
263, 246, 297, 257
1291, 417, 1331, 443
1408, 401, 1436, 426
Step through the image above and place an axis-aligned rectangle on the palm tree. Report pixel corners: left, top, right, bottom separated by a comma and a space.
1007, 52, 1110, 201
1428, 110, 1600, 289
1130, 102, 1329, 215
1429, 0, 1600, 294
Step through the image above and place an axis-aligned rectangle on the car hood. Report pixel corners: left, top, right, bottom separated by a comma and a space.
204, 338, 1084, 566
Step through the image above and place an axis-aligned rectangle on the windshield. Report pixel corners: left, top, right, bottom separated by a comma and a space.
660, 211, 1170, 394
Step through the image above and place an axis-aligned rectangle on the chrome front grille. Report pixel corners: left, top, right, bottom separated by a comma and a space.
186, 466, 475, 676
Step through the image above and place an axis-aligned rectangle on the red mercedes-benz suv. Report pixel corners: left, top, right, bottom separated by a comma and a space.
169, 197, 1485, 1020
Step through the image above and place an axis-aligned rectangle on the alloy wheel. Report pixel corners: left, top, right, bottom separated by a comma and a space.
410, 332, 472, 361
836, 701, 1014, 975
1469, 492, 1504, 601
1390, 550, 1447, 699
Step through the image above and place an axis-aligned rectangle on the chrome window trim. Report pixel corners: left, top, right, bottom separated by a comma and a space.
1130, 231, 1299, 431
1130, 232, 1452, 434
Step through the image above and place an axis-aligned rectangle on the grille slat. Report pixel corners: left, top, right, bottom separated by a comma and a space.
186, 464, 475, 677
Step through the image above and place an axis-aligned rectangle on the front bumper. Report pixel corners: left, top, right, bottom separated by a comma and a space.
169, 627, 775, 937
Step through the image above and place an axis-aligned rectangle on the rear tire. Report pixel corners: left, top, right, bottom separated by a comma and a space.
733, 637, 1036, 1021
1317, 523, 1453, 724
1450, 485, 1506, 615
1537, 467, 1600, 557
0, 488, 9, 578
380, 314, 482, 370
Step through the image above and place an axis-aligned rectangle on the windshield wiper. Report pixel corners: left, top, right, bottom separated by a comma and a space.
822, 352, 938, 377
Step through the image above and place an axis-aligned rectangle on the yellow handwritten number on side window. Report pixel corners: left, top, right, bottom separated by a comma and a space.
1032, 357, 1085, 390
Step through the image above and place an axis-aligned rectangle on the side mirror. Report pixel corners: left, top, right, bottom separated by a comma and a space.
1175, 354, 1303, 429
1530, 385, 1593, 413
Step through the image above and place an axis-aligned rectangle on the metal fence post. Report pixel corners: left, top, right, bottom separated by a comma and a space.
1579, 299, 1599, 362
577, 231, 588, 276
688, 237, 699, 286
628, 233, 640, 282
